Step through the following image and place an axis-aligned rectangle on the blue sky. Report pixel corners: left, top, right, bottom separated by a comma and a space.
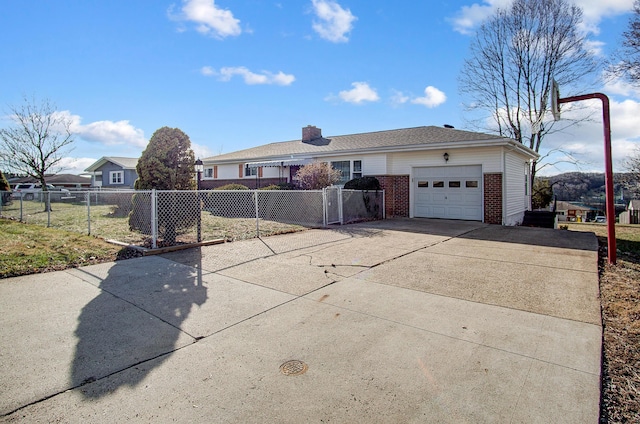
1, 0, 638, 176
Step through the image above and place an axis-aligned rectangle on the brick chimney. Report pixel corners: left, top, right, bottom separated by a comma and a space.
302, 125, 322, 142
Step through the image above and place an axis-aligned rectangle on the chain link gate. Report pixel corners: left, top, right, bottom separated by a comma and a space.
323, 186, 342, 225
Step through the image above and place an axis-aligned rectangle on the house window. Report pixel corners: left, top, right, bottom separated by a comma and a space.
418, 181, 428, 188
110, 171, 124, 185
433, 181, 444, 188
353, 160, 362, 178
466, 180, 478, 188
331, 161, 351, 185
330, 160, 363, 185
204, 168, 213, 178
449, 181, 461, 188
245, 166, 257, 177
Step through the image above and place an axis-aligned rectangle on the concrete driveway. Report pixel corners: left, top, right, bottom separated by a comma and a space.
0, 219, 601, 423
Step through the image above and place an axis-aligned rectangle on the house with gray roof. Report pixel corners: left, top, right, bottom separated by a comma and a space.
84, 157, 139, 188
202, 125, 539, 225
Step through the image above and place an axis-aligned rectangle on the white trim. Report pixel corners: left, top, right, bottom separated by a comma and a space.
109, 170, 124, 185
245, 158, 313, 167
205, 139, 538, 166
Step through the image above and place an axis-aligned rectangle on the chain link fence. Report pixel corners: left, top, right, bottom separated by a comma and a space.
0, 188, 384, 248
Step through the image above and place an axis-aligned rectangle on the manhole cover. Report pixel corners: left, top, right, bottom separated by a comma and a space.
280, 360, 308, 376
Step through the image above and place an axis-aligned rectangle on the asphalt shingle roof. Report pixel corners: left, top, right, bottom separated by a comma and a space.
85, 157, 138, 172
205, 126, 514, 163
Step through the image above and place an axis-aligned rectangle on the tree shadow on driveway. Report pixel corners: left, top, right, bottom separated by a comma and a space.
71, 254, 206, 398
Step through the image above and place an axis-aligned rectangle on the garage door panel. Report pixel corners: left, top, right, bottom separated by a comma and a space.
416, 193, 432, 202
463, 193, 482, 203
447, 193, 463, 203
463, 207, 482, 219
431, 193, 447, 202
414, 165, 483, 221
432, 206, 446, 217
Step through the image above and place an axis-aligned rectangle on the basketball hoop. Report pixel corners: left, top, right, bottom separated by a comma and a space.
551, 79, 560, 121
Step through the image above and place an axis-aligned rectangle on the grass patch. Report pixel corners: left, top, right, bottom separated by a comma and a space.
565, 223, 640, 422
0, 219, 127, 278
1, 199, 307, 246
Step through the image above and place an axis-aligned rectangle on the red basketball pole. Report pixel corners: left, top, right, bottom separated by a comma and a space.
557, 93, 616, 264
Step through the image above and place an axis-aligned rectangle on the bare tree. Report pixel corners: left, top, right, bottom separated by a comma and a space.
0, 96, 75, 210
459, 0, 597, 181
620, 147, 640, 198
608, 0, 640, 85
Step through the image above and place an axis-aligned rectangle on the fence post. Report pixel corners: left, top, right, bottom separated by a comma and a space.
322, 187, 327, 227
338, 187, 344, 225
47, 192, 51, 227
19, 196, 23, 222
382, 189, 386, 219
151, 189, 157, 249
86, 191, 91, 235
254, 190, 260, 238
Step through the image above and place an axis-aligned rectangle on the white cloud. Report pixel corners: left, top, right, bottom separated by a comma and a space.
451, 0, 634, 36
584, 39, 606, 57
411, 86, 447, 108
578, 0, 635, 35
390, 90, 410, 107
334, 82, 379, 104
202, 66, 295, 85
170, 0, 241, 39
200, 66, 215, 76
54, 111, 147, 148
311, 0, 357, 43
191, 142, 215, 160
450, 0, 511, 35
539, 97, 640, 174
57, 157, 99, 175
603, 73, 640, 98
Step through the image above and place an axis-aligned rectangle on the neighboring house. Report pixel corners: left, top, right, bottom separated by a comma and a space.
202, 125, 538, 225
553, 201, 598, 222
84, 157, 139, 188
9, 174, 91, 189
622, 199, 640, 224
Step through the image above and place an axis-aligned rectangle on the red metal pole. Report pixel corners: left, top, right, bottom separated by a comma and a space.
558, 93, 616, 264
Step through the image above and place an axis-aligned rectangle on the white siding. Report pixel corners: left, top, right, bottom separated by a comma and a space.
363, 154, 387, 175
504, 150, 529, 225
261, 167, 280, 178
388, 147, 503, 175
217, 164, 240, 180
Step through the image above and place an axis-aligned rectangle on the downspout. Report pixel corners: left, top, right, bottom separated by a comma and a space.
502, 148, 506, 225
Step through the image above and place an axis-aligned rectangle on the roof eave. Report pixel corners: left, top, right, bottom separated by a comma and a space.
203, 138, 539, 164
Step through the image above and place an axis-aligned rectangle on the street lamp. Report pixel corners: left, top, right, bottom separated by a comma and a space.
195, 158, 203, 190
194, 158, 203, 242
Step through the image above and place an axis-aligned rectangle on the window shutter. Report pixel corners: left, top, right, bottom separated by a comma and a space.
239, 164, 243, 178
214, 166, 218, 179
258, 167, 263, 178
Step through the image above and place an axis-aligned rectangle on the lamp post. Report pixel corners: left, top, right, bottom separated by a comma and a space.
195, 158, 203, 243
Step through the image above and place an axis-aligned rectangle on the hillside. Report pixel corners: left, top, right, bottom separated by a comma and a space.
542, 172, 635, 204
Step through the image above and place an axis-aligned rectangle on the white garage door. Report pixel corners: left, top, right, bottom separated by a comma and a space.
414, 165, 482, 220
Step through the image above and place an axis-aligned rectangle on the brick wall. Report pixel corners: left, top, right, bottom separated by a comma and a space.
484, 173, 503, 224
372, 175, 410, 217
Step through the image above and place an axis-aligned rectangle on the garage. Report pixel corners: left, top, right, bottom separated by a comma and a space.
413, 165, 483, 220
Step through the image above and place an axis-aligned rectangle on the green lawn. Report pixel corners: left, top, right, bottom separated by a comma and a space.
0, 219, 125, 278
